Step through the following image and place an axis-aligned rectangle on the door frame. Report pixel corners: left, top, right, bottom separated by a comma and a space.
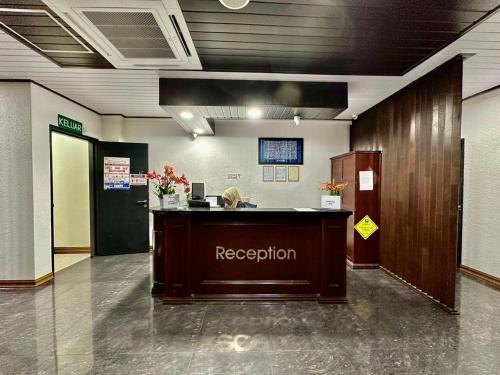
457, 138, 465, 267
49, 125, 98, 274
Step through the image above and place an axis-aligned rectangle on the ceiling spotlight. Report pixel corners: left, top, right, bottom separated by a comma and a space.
352, 114, 358, 120
247, 107, 262, 119
180, 111, 193, 120
192, 132, 198, 140
293, 115, 301, 127
219, 0, 250, 10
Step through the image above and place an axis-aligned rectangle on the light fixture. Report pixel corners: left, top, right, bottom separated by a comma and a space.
352, 114, 358, 120
192, 132, 198, 140
219, 0, 250, 10
247, 107, 262, 119
180, 111, 193, 120
293, 115, 301, 127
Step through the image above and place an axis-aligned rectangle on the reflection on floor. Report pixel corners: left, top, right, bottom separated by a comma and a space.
54, 253, 91, 273
0, 253, 498, 374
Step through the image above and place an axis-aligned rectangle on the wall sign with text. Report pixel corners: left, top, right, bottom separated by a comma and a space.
354, 215, 379, 240
258, 137, 304, 165
130, 174, 148, 186
58, 114, 83, 135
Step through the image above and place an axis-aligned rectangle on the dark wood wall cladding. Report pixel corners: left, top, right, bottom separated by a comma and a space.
350, 57, 463, 311
179, 0, 499, 75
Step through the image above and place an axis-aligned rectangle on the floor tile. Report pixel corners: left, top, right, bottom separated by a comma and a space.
0, 254, 498, 375
189, 352, 272, 375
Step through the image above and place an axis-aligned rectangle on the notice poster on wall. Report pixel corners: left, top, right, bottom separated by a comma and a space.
258, 138, 304, 165
130, 174, 148, 186
104, 157, 129, 174
359, 170, 374, 191
104, 173, 130, 190
104, 157, 130, 190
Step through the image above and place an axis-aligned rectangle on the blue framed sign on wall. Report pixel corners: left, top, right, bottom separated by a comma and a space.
258, 138, 304, 165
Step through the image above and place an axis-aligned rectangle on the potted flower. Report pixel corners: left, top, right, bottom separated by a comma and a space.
320, 181, 347, 209
146, 165, 190, 209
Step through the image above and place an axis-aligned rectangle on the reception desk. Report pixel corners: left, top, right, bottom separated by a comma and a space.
151, 208, 351, 304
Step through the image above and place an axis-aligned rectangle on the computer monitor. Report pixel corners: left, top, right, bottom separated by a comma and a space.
206, 195, 224, 207
192, 182, 204, 200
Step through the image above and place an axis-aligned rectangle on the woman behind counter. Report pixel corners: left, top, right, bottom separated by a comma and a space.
222, 187, 257, 208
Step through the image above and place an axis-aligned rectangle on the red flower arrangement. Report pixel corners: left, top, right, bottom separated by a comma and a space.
321, 181, 347, 196
146, 164, 190, 198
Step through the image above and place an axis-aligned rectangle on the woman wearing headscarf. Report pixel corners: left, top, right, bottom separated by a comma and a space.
222, 186, 246, 208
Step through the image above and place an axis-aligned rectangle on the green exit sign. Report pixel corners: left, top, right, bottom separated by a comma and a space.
58, 114, 83, 135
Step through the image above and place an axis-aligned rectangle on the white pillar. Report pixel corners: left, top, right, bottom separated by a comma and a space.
0, 82, 36, 281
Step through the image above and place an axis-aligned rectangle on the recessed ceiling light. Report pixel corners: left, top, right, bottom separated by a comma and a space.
180, 111, 193, 120
219, 0, 250, 10
247, 107, 262, 119
293, 115, 301, 127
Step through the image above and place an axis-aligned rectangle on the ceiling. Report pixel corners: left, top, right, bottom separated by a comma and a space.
0, 3, 499, 120
160, 78, 348, 133
179, 0, 499, 75
0, 0, 112, 68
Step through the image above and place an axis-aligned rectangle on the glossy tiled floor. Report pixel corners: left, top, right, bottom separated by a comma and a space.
0, 254, 498, 375
54, 254, 91, 273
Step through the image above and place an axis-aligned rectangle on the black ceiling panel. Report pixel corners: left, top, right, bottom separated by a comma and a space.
179, 0, 500, 75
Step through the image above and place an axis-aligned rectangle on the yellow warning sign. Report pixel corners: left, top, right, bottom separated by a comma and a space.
354, 215, 379, 240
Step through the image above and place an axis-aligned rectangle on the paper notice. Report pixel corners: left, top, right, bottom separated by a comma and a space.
359, 171, 374, 191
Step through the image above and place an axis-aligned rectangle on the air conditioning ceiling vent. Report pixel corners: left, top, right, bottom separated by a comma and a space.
83, 11, 175, 59
42, 0, 201, 70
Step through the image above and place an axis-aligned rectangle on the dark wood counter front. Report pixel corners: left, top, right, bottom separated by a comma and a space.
151, 208, 351, 304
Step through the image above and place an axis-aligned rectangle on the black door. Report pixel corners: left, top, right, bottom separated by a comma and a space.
95, 141, 149, 255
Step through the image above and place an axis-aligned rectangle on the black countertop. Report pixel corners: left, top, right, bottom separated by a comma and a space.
151, 207, 352, 216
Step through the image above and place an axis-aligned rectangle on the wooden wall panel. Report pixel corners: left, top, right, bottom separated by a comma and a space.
350, 57, 463, 310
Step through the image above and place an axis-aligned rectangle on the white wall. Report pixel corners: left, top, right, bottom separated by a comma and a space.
122, 118, 350, 208
30, 83, 101, 278
101, 115, 124, 141
0, 82, 34, 280
52, 133, 90, 248
2, 80, 348, 280
462, 88, 500, 278
30, 84, 101, 278
0, 82, 101, 281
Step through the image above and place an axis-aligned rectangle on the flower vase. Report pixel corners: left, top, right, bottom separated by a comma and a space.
321, 194, 341, 209
163, 193, 180, 209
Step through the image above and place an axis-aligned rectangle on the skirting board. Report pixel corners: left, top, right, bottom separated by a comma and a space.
460, 265, 500, 289
380, 266, 459, 315
0, 272, 54, 288
347, 259, 379, 269
54, 247, 91, 254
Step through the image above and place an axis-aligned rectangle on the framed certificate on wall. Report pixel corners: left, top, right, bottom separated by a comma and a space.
288, 166, 299, 182
258, 138, 304, 165
263, 166, 274, 182
275, 166, 287, 182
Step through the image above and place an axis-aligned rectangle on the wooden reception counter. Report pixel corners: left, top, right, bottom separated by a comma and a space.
151, 207, 351, 304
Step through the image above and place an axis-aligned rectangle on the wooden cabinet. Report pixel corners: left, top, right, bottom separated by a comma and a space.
330, 151, 381, 268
